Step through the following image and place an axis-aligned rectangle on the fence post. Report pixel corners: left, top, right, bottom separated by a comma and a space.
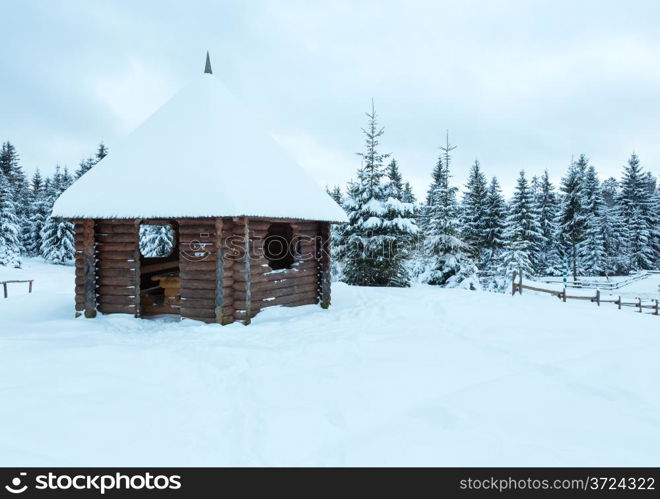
28, 280, 33, 293
595, 289, 600, 306
562, 286, 567, 303
2, 282, 6, 299
654, 299, 659, 316
637, 298, 642, 313
518, 270, 523, 295
511, 271, 517, 296
617, 296, 621, 310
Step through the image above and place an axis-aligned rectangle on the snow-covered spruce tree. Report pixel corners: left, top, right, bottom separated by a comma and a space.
557, 155, 588, 280
461, 160, 489, 264
615, 153, 655, 271
25, 169, 49, 256
40, 167, 75, 264
498, 170, 544, 281
0, 141, 30, 254
481, 176, 506, 273
76, 142, 108, 179
326, 185, 346, 281
0, 171, 22, 267
535, 170, 561, 275
401, 182, 416, 203
651, 188, 660, 268
423, 141, 477, 288
578, 164, 608, 275
139, 224, 175, 258
340, 102, 413, 287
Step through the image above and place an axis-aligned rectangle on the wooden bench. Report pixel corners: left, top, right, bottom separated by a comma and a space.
2, 280, 34, 298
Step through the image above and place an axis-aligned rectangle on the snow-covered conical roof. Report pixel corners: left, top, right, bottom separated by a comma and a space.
52, 69, 347, 222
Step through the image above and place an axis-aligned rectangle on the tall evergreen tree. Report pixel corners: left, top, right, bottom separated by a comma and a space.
0, 172, 22, 267
615, 153, 655, 270
578, 165, 608, 275
535, 170, 561, 275
461, 160, 489, 264
423, 136, 477, 288
557, 155, 588, 280
25, 169, 49, 256
499, 170, 544, 279
40, 167, 75, 264
481, 176, 506, 272
340, 102, 414, 286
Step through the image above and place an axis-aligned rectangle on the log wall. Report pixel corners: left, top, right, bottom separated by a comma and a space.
94, 220, 140, 316
73, 216, 333, 324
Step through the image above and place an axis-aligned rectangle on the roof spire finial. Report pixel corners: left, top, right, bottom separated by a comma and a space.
204, 51, 213, 74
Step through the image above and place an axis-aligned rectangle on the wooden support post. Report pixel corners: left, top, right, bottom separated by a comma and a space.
637, 298, 642, 313
319, 222, 331, 309
82, 219, 97, 318
28, 280, 33, 293
214, 217, 226, 325
133, 219, 141, 318
654, 299, 659, 316
511, 271, 517, 296
2, 282, 7, 299
595, 289, 600, 306
243, 217, 251, 325
562, 286, 567, 302
617, 295, 621, 310
518, 270, 523, 295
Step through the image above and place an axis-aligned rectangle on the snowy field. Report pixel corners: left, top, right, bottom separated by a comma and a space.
1, 259, 659, 466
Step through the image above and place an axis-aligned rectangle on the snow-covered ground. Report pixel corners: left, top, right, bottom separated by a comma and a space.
1, 259, 659, 466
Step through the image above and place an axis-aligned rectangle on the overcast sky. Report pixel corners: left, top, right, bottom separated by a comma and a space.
2, 0, 659, 197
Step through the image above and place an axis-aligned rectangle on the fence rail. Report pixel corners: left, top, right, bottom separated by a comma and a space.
1, 280, 34, 299
511, 272, 659, 316
539, 271, 652, 291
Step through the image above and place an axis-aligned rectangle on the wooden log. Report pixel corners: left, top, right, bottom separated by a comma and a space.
98, 295, 136, 306
249, 283, 318, 302
96, 285, 137, 296
97, 276, 137, 287
318, 222, 331, 309
96, 259, 137, 270
179, 270, 215, 281
180, 307, 215, 319
95, 242, 137, 252
95, 233, 138, 243
79, 220, 97, 318
181, 297, 216, 308
98, 304, 136, 314
140, 261, 179, 274
235, 274, 317, 292
180, 279, 216, 290
179, 261, 217, 272
235, 290, 318, 310
180, 288, 216, 299
95, 224, 137, 234
95, 251, 136, 261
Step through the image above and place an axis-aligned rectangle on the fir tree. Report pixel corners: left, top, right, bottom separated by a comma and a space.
25, 169, 49, 256
0, 172, 22, 267
423, 135, 477, 288
615, 153, 655, 270
340, 102, 414, 287
401, 182, 416, 203
139, 225, 175, 257
384, 158, 404, 200
578, 165, 608, 275
499, 170, 544, 279
461, 160, 489, 263
557, 155, 588, 280
40, 167, 75, 264
481, 177, 506, 272
535, 170, 561, 275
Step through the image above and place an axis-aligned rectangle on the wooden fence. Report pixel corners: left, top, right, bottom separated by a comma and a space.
1, 280, 34, 299
511, 272, 659, 316
540, 271, 653, 291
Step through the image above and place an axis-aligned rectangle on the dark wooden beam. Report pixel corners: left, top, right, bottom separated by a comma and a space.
214, 217, 227, 325
82, 219, 97, 318
319, 222, 331, 309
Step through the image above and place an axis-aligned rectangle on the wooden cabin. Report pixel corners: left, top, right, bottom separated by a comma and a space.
53, 55, 347, 325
